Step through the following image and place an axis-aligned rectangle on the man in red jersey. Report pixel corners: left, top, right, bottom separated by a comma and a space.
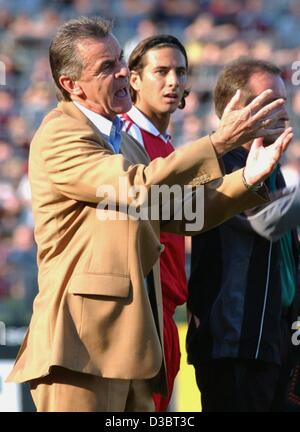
120, 35, 195, 411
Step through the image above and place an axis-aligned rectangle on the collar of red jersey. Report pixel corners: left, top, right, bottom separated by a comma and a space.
125, 106, 171, 143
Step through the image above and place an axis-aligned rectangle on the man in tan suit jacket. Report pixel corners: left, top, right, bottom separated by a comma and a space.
7, 16, 293, 411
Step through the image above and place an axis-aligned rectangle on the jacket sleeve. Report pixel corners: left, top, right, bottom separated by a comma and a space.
247, 183, 300, 241
38, 114, 222, 206
161, 168, 269, 235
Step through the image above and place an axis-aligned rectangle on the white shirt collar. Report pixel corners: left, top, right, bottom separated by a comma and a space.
73, 101, 113, 137
126, 106, 171, 143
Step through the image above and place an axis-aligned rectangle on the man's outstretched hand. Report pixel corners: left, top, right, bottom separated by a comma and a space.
243, 127, 293, 188
210, 89, 287, 157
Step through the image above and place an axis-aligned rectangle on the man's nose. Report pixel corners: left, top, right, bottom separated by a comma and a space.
115, 64, 129, 78
167, 70, 179, 87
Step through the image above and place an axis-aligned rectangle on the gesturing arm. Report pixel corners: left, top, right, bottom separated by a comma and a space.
247, 183, 300, 241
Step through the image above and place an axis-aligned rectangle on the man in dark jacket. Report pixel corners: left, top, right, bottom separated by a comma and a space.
187, 57, 299, 412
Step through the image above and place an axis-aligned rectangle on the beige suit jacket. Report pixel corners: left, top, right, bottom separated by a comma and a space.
7, 101, 267, 396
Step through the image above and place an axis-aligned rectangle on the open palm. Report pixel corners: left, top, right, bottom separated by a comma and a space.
244, 127, 293, 187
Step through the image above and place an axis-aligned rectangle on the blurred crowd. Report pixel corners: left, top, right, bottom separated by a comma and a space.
1, 0, 300, 327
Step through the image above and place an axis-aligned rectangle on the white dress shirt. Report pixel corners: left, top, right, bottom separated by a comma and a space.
73, 101, 116, 152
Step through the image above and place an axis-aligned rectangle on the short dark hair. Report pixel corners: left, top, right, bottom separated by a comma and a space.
128, 34, 190, 109
49, 16, 112, 101
214, 56, 282, 118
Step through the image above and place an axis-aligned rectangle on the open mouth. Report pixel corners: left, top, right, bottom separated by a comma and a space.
115, 87, 128, 98
163, 93, 179, 102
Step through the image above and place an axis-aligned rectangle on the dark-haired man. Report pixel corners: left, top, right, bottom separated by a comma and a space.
120, 34, 190, 411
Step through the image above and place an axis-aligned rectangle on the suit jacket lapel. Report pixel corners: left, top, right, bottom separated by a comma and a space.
58, 101, 151, 165
120, 132, 150, 165
58, 101, 114, 152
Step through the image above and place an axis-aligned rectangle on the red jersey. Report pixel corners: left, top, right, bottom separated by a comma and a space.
121, 109, 187, 411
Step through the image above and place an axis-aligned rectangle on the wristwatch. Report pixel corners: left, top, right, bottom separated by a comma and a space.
242, 169, 264, 192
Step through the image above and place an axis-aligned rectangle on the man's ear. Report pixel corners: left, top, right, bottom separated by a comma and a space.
130, 71, 141, 92
59, 75, 84, 98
